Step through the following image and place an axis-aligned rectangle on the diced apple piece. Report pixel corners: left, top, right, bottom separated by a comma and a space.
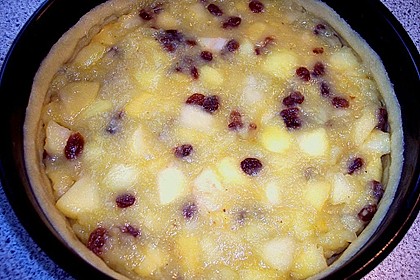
56, 176, 100, 219
353, 110, 377, 146
303, 180, 331, 211
73, 42, 106, 67
199, 37, 228, 52
134, 246, 168, 277
124, 93, 153, 118
200, 66, 224, 88
77, 100, 113, 120
365, 156, 383, 181
297, 128, 329, 157
217, 157, 245, 184
329, 47, 360, 72
362, 130, 391, 155
265, 181, 282, 205
180, 105, 214, 132
133, 70, 161, 91
261, 237, 296, 271
59, 81, 100, 117
262, 51, 298, 79
330, 173, 353, 205
291, 244, 327, 279
105, 164, 138, 191
242, 75, 263, 104
175, 233, 202, 274
193, 168, 223, 211
260, 126, 292, 153
130, 126, 146, 157
44, 121, 72, 157
158, 166, 186, 204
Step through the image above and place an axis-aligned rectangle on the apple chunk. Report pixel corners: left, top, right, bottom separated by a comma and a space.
158, 167, 186, 204
297, 128, 329, 157
44, 120, 72, 157
56, 176, 100, 219
59, 81, 100, 117
304, 180, 331, 211
291, 244, 327, 279
260, 237, 296, 271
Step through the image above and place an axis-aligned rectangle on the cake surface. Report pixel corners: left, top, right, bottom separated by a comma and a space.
24, 0, 404, 279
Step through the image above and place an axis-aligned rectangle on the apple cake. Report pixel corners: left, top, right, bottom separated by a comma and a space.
24, 0, 403, 279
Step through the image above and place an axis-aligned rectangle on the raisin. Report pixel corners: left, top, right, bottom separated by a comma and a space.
376, 107, 388, 132
203, 95, 220, 113
313, 47, 324, 54
106, 111, 124, 134
186, 39, 197, 46
157, 30, 184, 52
280, 107, 301, 129
332, 97, 350, 108
255, 36, 274, 55
348, 157, 364, 175
228, 110, 244, 130
200, 50, 213, 61
190, 66, 199, 79
87, 227, 108, 255
116, 193, 136, 208
282, 91, 304, 107
121, 224, 141, 238
312, 62, 325, 76
358, 204, 377, 222
139, 9, 153, 20
241, 158, 263, 176
186, 93, 205, 106
182, 202, 198, 220
174, 144, 193, 158
320, 81, 331, 97
64, 132, 84, 160
225, 39, 240, 52
222, 16, 241, 29
371, 180, 384, 202
249, 123, 257, 130
314, 23, 326, 35
152, 3, 164, 14
207, 3, 223, 16
296, 67, 311, 81
249, 0, 264, 13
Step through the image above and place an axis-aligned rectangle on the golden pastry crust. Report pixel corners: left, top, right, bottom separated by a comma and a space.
24, 0, 403, 279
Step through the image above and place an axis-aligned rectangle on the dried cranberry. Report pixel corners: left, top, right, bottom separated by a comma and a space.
174, 144, 193, 158
228, 110, 244, 130
200, 50, 213, 61
116, 193, 136, 208
182, 202, 198, 220
348, 157, 364, 175
371, 180, 384, 202
249, 0, 264, 13
157, 30, 184, 52
186, 93, 205, 106
64, 132, 84, 160
358, 204, 377, 222
207, 4, 223, 16
241, 158, 263, 176
320, 81, 331, 97
121, 224, 141, 237
139, 9, 153, 20
190, 66, 199, 79
280, 107, 301, 129
203, 95, 220, 113
282, 91, 304, 107
87, 227, 108, 255
186, 39, 197, 46
313, 47, 324, 54
225, 39, 240, 52
314, 23, 326, 35
332, 97, 350, 108
376, 107, 388, 132
312, 62, 325, 76
296, 67, 311, 81
222, 16, 241, 29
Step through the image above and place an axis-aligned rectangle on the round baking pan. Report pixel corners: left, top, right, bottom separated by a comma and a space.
0, 0, 419, 279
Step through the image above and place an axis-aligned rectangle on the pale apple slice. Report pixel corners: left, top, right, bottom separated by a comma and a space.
304, 180, 331, 211
353, 110, 377, 146
297, 128, 329, 157
180, 105, 215, 132
291, 244, 328, 279
260, 125, 292, 153
73, 42, 106, 67
362, 130, 391, 155
200, 65, 224, 88
262, 51, 298, 79
105, 164, 138, 191
59, 81, 100, 117
56, 176, 100, 219
330, 173, 353, 205
134, 246, 168, 277
260, 237, 296, 271
157, 166, 186, 204
193, 168, 223, 211
216, 157, 245, 184
198, 37, 228, 52
265, 181, 282, 205
44, 120, 72, 157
